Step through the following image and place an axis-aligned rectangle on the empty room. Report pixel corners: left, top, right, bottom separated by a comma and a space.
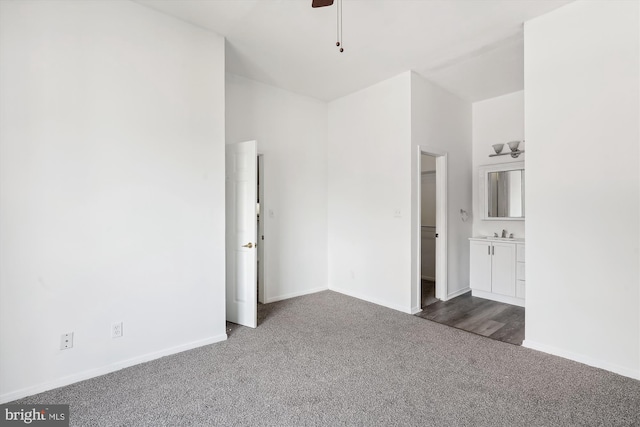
1, 0, 639, 425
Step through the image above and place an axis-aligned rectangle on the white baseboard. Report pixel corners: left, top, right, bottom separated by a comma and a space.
264, 286, 328, 303
410, 306, 423, 315
0, 334, 227, 404
444, 287, 470, 301
471, 289, 524, 307
330, 285, 412, 314
522, 339, 640, 380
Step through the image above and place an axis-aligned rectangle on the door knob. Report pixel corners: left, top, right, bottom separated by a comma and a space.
242, 242, 254, 248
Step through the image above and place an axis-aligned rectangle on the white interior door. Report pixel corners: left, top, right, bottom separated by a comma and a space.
226, 140, 257, 328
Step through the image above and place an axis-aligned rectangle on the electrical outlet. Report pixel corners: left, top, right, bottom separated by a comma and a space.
60, 332, 73, 350
111, 322, 123, 338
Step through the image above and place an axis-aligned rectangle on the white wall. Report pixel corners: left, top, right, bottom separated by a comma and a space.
420, 155, 437, 226
472, 91, 525, 238
421, 177, 437, 226
420, 174, 437, 281
328, 72, 413, 312
226, 74, 328, 302
524, 0, 639, 379
327, 72, 471, 313
411, 73, 473, 309
0, 1, 227, 402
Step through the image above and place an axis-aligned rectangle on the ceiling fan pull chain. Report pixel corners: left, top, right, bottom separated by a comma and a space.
338, 0, 344, 52
337, 0, 343, 52
312, 0, 343, 52
336, 0, 340, 47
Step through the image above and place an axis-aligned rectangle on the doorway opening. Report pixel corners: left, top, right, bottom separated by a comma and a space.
420, 153, 438, 308
414, 148, 524, 346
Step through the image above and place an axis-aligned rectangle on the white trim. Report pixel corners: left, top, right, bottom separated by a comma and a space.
445, 287, 471, 301
411, 306, 423, 315
471, 289, 525, 307
522, 340, 640, 380
264, 286, 328, 303
330, 286, 412, 314
257, 154, 265, 304
0, 334, 228, 404
435, 154, 448, 301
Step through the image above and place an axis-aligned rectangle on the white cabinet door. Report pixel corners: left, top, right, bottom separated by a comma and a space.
491, 242, 516, 297
516, 280, 526, 299
470, 241, 492, 292
517, 244, 525, 262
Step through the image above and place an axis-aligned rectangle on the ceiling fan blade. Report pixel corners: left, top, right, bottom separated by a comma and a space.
312, 0, 334, 7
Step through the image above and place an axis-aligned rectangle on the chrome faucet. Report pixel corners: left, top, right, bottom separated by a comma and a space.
501, 229, 507, 238
494, 232, 499, 237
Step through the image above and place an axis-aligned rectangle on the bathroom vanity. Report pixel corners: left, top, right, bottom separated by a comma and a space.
469, 237, 525, 307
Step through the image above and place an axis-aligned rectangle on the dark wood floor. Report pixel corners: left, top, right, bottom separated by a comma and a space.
416, 286, 525, 346
421, 279, 438, 308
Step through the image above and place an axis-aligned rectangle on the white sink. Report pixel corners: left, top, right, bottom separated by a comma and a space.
474, 236, 525, 243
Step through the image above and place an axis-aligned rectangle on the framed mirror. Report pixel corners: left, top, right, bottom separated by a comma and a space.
479, 161, 525, 220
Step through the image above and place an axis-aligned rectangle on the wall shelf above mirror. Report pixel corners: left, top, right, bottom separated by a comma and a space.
479, 161, 525, 221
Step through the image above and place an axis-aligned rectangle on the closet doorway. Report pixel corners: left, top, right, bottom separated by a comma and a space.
415, 148, 447, 311
420, 153, 438, 308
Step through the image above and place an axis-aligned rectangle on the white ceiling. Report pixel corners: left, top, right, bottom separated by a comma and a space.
135, 0, 572, 102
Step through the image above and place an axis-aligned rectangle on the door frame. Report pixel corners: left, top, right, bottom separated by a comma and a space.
257, 154, 265, 304
415, 146, 448, 308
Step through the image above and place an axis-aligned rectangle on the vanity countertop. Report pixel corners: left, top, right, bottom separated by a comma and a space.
469, 236, 525, 244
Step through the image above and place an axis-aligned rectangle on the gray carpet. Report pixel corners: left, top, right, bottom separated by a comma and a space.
13, 291, 640, 426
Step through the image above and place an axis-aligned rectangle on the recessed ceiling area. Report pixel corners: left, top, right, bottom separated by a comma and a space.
135, 0, 572, 102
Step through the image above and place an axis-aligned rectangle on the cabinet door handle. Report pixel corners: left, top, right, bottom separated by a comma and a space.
492, 246, 495, 255
488, 246, 491, 256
